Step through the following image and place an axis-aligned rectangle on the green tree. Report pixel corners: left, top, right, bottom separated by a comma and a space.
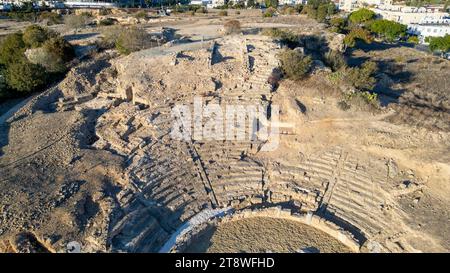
344, 61, 377, 91
278, 49, 313, 81
330, 17, 346, 33
344, 27, 373, 47
6, 60, 47, 93
317, 4, 328, 22
43, 36, 75, 63
22, 25, 54, 48
348, 8, 376, 25
429, 35, 450, 52
264, 0, 278, 8
369, 19, 406, 41
0, 33, 26, 65
247, 0, 256, 7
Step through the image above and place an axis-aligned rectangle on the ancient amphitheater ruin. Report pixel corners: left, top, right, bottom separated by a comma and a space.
0, 27, 449, 253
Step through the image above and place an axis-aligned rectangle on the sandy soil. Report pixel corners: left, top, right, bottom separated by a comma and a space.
184, 217, 352, 253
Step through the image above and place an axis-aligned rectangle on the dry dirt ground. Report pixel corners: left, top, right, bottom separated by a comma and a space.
184, 217, 352, 253
0, 11, 449, 253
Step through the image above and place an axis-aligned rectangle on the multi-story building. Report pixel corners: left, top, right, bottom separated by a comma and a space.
373, 5, 449, 25
408, 17, 450, 43
338, 0, 391, 12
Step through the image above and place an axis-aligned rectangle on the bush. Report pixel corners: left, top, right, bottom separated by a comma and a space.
115, 27, 154, 55
135, 11, 147, 19
295, 4, 304, 13
219, 10, 228, 16
278, 49, 312, 80
344, 27, 373, 47
25, 47, 66, 73
99, 8, 111, 16
98, 18, 117, 26
265, 0, 279, 8
43, 36, 75, 63
261, 28, 299, 48
323, 50, 346, 71
280, 6, 296, 15
329, 17, 346, 33
303, 6, 317, 19
5, 60, 47, 93
369, 19, 407, 41
99, 26, 123, 49
339, 91, 379, 110
196, 7, 208, 14
0, 27, 74, 96
343, 61, 377, 91
39, 11, 63, 25
0, 33, 26, 66
428, 34, 450, 52
6, 11, 37, 22
263, 7, 276, 18
348, 8, 376, 25
65, 14, 90, 32
316, 4, 328, 22
407, 35, 419, 44
224, 20, 241, 35
23, 25, 54, 48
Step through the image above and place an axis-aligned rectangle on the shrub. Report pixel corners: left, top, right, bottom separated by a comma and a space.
343, 61, 377, 91
323, 50, 346, 71
344, 27, 373, 47
261, 28, 299, 48
219, 10, 228, 16
407, 35, 419, 44
5, 60, 47, 93
6, 11, 37, 22
278, 49, 312, 80
99, 8, 111, 16
303, 6, 317, 19
295, 4, 304, 13
99, 25, 123, 49
43, 36, 75, 63
196, 7, 208, 14
348, 8, 376, 25
369, 19, 407, 41
25, 47, 66, 73
428, 34, 450, 52
316, 4, 328, 22
64, 14, 90, 32
264, 0, 279, 8
340, 91, 379, 110
329, 17, 346, 33
224, 20, 241, 35
39, 11, 63, 25
115, 27, 154, 55
0, 33, 26, 66
23, 25, 54, 48
263, 7, 276, 18
135, 11, 147, 19
280, 6, 296, 15
98, 18, 117, 26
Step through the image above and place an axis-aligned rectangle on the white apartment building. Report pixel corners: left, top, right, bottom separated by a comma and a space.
338, 0, 391, 12
408, 18, 450, 42
373, 5, 449, 25
279, 0, 308, 5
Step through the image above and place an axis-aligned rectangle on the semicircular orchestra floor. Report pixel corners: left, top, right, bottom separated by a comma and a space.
183, 217, 353, 253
